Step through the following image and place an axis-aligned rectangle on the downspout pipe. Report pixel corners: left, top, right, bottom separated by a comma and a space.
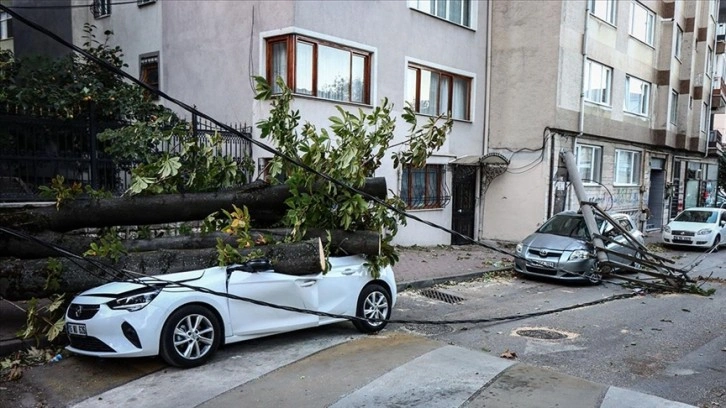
478, 0, 493, 240
575, 2, 591, 150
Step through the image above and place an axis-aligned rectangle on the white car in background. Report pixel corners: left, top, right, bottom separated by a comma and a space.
662, 207, 726, 249
65, 255, 396, 368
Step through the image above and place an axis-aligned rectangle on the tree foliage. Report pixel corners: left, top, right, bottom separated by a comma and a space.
254, 76, 453, 274
0, 24, 163, 121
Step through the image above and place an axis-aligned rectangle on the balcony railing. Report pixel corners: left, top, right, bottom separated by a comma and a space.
708, 129, 724, 157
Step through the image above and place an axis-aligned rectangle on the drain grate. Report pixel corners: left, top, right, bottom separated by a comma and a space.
419, 289, 465, 304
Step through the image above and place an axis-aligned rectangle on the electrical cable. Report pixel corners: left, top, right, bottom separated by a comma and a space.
0, 6, 704, 332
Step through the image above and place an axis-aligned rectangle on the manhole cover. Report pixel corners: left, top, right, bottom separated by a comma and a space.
514, 328, 568, 340
418, 289, 465, 304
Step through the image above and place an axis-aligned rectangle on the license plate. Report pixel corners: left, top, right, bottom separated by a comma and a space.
528, 260, 555, 268
67, 323, 87, 336
673, 236, 691, 242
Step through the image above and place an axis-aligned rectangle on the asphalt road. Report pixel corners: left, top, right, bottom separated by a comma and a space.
393, 245, 726, 407
2, 243, 723, 408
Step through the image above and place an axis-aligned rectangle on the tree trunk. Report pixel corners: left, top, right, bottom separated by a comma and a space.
0, 177, 387, 233
0, 229, 381, 258
0, 239, 326, 301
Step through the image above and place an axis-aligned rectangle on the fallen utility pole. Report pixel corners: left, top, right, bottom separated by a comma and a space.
560, 150, 609, 282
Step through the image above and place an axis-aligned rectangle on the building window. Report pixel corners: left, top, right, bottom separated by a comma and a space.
670, 90, 678, 125
702, 102, 709, 133
629, 1, 654, 46
674, 25, 682, 60
409, 0, 472, 28
266, 34, 370, 104
406, 64, 471, 120
137, 0, 156, 6
140, 54, 159, 100
576, 144, 602, 183
589, 0, 616, 25
92, 0, 111, 18
0, 12, 12, 40
584, 60, 612, 106
706, 46, 713, 77
624, 75, 650, 116
401, 164, 446, 209
614, 149, 641, 185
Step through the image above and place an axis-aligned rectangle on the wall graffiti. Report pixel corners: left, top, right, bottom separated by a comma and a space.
585, 187, 640, 211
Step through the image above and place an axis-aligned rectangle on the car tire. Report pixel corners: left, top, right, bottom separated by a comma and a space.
353, 283, 391, 333
713, 235, 721, 252
159, 304, 221, 368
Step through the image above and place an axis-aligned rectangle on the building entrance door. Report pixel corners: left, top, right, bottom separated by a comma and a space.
647, 169, 665, 230
451, 166, 477, 245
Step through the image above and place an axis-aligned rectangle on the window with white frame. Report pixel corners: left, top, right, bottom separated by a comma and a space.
589, 0, 616, 25
576, 144, 602, 183
670, 90, 678, 125
266, 34, 371, 104
674, 25, 682, 60
406, 63, 471, 120
409, 0, 472, 28
624, 75, 650, 116
401, 164, 446, 209
0, 12, 11, 40
584, 60, 612, 105
93, 0, 111, 18
614, 149, 641, 185
629, 1, 654, 46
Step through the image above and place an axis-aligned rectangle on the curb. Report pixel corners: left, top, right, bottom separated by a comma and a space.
396, 266, 513, 293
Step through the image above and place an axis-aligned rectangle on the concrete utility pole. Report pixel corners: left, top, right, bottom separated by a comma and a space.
560, 151, 609, 278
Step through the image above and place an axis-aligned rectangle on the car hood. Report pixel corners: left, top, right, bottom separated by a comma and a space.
667, 221, 715, 232
78, 269, 208, 297
521, 233, 589, 251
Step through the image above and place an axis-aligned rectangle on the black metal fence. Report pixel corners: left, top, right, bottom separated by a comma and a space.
0, 105, 252, 201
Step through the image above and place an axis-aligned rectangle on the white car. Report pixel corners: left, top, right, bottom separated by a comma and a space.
662, 207, 726, 249
65, 255, 396, 368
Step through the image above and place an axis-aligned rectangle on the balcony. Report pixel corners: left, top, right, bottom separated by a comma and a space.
708, 129, 724, 157
712, 76, 726, 114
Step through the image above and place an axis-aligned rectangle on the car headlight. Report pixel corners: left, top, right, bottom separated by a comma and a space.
569, 249, 590, 261
515, 243, 523, 254
107, 288, 161, 312
697, 228, 713, 236
663, 226, 671, 233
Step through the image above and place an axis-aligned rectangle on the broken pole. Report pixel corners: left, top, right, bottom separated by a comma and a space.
560, 150, 609, 280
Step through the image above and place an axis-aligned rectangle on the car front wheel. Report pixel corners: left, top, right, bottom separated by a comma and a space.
353, 283, 391, 333
159, 305, 221, 368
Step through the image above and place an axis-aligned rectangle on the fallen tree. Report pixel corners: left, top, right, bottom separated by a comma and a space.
0, 178, 387, 233
0, 228, 381, 259
0, 238, 325, 300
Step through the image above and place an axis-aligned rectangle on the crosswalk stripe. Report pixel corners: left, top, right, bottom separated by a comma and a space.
199, 332, 441, 408
71, 331, 356, 408
329, 344, 515, 408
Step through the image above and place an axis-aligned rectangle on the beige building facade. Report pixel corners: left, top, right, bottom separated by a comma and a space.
484, 0, 724, 242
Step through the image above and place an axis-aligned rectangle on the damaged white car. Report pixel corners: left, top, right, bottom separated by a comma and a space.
65, 255, 396, 367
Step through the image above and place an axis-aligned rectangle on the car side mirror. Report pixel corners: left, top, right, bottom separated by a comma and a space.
721, 220, 726, 227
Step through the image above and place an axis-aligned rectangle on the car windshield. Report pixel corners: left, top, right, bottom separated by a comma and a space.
536, 214, 605, 240
674, 210, 718, 223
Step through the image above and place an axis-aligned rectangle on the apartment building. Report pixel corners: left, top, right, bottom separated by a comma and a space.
4, 0, 491, 246
483, 0, 724, 242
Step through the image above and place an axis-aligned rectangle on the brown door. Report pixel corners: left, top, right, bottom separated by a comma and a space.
451, 165, 477, 245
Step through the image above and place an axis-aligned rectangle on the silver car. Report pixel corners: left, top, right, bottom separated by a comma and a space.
514, 211, 644, 282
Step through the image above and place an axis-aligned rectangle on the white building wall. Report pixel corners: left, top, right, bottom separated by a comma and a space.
66, 0, 490, 247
